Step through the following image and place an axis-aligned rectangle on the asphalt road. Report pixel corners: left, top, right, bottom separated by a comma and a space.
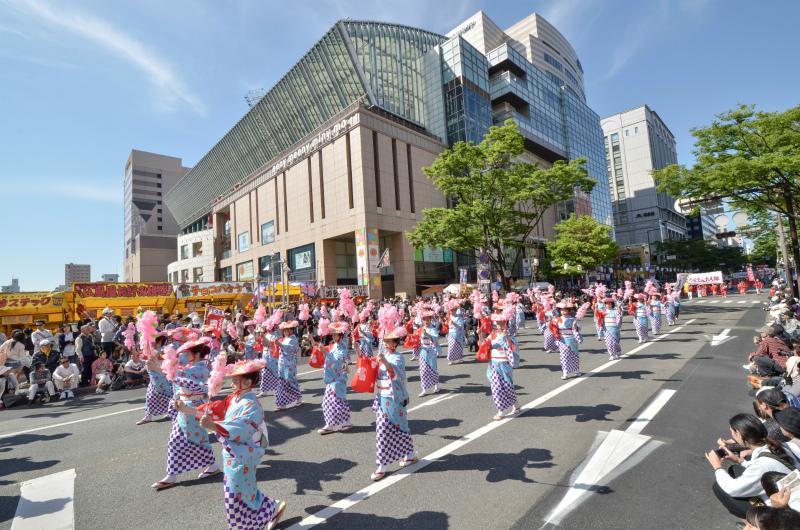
0, 294, 766, 529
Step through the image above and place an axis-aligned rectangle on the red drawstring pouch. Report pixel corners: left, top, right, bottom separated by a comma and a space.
308, 348, 324, 369
350, 355, 378, 393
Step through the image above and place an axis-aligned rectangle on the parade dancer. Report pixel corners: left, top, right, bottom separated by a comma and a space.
487, 312, 521, 420
418, 311, 440, 396
535, 301, 546, 335
593, 297, 606, 340
371, 326, 417, 481
151, 341, 219, 490
194, 360, 286, 530
665, 292, 678, 326
649, 293, 663, 335
631, 294, 650, 343
542, 299, 558, 353
266, 320, 303, 410
317, 321, 352, 435
515, 298, 526, 331
600, 298, 623, 360
446, 300, 465, 365
357, 309, 375, 358
552, 302, 582, 380
257, 316, 280, 398
137, 343, 173, 425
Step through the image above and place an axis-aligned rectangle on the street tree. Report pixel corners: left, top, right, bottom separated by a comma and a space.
653, 239, 747, 274
653, 104, 800, 293
407, 120, 595, 290
546, 214, 618, 275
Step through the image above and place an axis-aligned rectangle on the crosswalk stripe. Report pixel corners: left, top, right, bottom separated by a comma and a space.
11, 469, 75, 530
724, 300, 733, 304
709, 300, 719, 304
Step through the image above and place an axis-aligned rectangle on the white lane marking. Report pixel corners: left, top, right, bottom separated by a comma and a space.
0, 366, 326, 440
723, 300, 733, 304
738, 300, 747, 304
11, 468, 76, 530
544, 389, 676, 526
289, 320, 696, 529
407, 393, 461, 413
710, 328, 735, 347
709, 300, 719, 304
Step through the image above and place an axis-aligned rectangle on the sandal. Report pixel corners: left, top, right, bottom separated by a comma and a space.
317, 427, 334, 435
198, 468, 221, 479
267, 500, 286, 530
399, 457, 418, 467
493, 414, 505, 421
151, 480, 177, 491
370, 471, 386, 482
339, 425, 353, 431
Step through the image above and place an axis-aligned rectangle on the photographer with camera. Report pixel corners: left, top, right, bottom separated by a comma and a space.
707, 414, 795, 518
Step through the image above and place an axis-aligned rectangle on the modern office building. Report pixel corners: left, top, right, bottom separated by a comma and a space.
601, 105, 686, 250
100, 273, 120, 282
123, 150, 190, 282
1, 278, 20, 293
164, 12, 612, 296
65, 263, 91, 288
686, 210, 717, 241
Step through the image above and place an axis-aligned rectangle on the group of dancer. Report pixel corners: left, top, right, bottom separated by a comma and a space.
125, 279, 682, 529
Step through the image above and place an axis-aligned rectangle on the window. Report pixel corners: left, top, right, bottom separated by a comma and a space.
220, 266, 232, 282
610, 132, 619, 142
156, 183, 162, 188
634, 126, 639, 134
157, 200, 162, 205
192, 267, 203, 282
157, 225, 162, 231
158, 217, 163, 222
625, 129, 629, 136
543, 52, 563, 71
180, 244, 189, 260
288, 243, 315, 272
260, 221, 275, 245
192, 241, 202, 257
180, 269, 189, 282
238, 231, 249, 252
236, 261, 254, 281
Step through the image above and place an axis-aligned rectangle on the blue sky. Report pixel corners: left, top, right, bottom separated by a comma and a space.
1, 0, 797, 291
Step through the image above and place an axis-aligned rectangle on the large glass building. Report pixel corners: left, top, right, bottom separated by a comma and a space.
164, 12, 614, 295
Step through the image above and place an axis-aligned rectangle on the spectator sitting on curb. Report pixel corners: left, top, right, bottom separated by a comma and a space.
31, 339, 60, 374
92, 350, 114, 394
0, 366, 18, 409
53, 356, 80, 399
123, 351, 148, 388
27, 362, 55, 403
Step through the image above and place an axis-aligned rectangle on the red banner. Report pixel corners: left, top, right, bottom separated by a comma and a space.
203, 306, 225, 338
73, 283, 173, 298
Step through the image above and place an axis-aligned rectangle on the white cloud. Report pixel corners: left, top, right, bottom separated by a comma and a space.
9, 0, 205, 115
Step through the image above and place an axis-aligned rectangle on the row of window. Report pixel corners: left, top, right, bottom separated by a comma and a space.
235, 220, 276, 253
170, 267, 204, 284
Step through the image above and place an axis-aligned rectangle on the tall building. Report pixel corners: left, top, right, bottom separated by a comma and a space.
100, 273, 120, 282
1, 278, 20, 293
601, 105, 686, 249
164, 12, 612, 296
65, 263, 90, 288
686, 210, 717, 241
123, 150, 190, 282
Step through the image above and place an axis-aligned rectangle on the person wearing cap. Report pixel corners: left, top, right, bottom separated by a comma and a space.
315, 321, 353, 435
98, 308, 117, 361
173, 359, 284, 529
152, 340, 219, 491
418, 311, 441, 397
371, 325, 417, 481
631, 293, 650, 344
599, 298, 623, 360
487, 312, 521, 420
446, 300, 465, 366
27, 361, 55, 402
748, 325, 790, 375
648, 293, 663, 335
31, 320, 54, 356
31, 338, 59, 374
776, 408, 800, 467
52, 356, 80, 398
551, 301, 583, 380
265, 320, 303, 410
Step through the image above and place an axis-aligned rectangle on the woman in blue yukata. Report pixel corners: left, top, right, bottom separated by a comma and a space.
445, 300, 465, 365
264, 320, 303, 410
151, 340, 220, 491
193, 359, 286, 530
418, 310, 441, 397
257, 322, 280, 398
371, 325, 418, 481
137, 335, 173, 425
648, 293, 663, 335
487, 312, 521, 421
316, 321, 353, 435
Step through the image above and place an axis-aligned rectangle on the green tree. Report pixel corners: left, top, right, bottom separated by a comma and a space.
407, 121, 595, 290
653, 239, 747, 274
741, 208, 778, 266
653, 104, 800, 292
546, 215, 618, 274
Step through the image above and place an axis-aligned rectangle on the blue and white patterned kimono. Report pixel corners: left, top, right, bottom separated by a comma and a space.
649, 300, 663, 335
145, 361, 173, 417
215, 392, 278, 530
322, 341, 351, 428
633, 301, 649, 342
373, 351, 415, 467
259, 331, 280, 395
487, 331, 517, 411
166, 361, 215, 476
515, 303, 526, 330
446, 314, 465, 363
358, 323, 374, 358
602, 305, 623, 359
242, 335, 258, 361
554, 315, 582, 377
275, 334, 302, 408
419, 325, 440, 392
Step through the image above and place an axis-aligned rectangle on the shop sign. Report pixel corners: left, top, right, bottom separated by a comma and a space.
0, 292, 61, 310
73, 283, 173, 298
174, 282, 255, 299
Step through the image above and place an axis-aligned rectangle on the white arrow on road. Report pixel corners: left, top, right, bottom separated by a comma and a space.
710, 328, 736, 346
543, 389, 676, 526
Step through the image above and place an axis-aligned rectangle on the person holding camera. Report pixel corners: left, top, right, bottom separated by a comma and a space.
707, 414, 795, 518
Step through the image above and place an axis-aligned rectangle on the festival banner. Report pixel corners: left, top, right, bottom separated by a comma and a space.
686, 271, 724, 285
0, 291, 63, 312
173, 282, 255, 299
73, 283, 173, 298
203, 306, 226, 338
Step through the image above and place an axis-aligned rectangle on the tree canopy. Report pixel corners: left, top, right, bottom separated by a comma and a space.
653, 239, 747, 274
407, 120, 596, 289
546, 214, 618, 274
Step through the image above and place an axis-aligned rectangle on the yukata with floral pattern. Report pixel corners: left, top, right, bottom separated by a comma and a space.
146, 354, 173, 417
446, 313, 465, 364
487, 331, 518, 411
259, 331, 280, 395
322, 340, 351, 428
552, 314, 582, 377
648, 298, 663, 335
418, 325, 440, 392
374, 352, 415, 469
166, 360, 215, 477
202, 391, 278, 530
275, 334, 302, 408
358, 323, 374, 358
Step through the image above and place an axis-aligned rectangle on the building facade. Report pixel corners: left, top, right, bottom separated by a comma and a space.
164, 13, 612, 296
601, 105, 686, 249
65, 263, 90, 288
1, 278, 20, 293
686, 210, 717, 241
100, 274, 119, 282
123, 150, 190, 282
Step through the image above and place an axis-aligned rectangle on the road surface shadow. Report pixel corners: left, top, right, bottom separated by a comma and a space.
292, 509, 449, 530
0, 432, 70, 453
633, 353, 681, 360
19, 397, 145, 418
523, 403, 622, 423
417, 448, 554, 483
0, 456, 61, 486
409, 418, 462, 436
257, 457, 356, 495
589, 370, 653, 380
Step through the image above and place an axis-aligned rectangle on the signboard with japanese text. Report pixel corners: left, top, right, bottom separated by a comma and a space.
0, 292, 62, 312
203, 306, 225, 338
173, 282, 255, 299
686, 271, 724, 285
73, 283, 173, 298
